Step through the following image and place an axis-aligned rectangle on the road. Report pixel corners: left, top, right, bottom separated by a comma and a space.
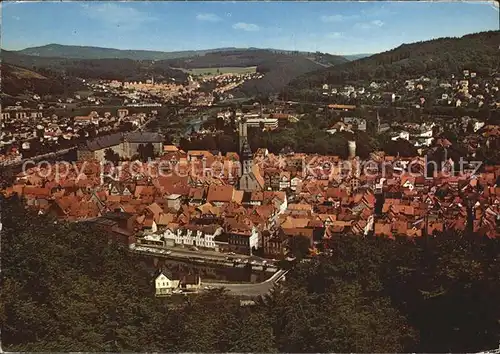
131, 244, 278, 271
201, 269, 288, 296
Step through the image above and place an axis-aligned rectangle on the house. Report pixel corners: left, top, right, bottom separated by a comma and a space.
227, 226, 259, 255
163, 224, 223, 250
166, 194, 182, 211
343, 117, 367, 131
391, 131, 410, 141
279, 171, 291, 190
326, 122, 350, 135
78, 131, 164, 161
245, 118, 279, 130
207, 185, 234, 206
155, 272, 180, 296
179, 274, 202, 291
262, 229, 287, 257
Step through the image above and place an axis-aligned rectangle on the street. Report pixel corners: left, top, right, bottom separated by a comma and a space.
201, 269, 288, 296
131, 244, 278, 271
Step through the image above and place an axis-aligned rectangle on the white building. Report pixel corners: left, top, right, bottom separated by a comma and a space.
155, 272, 180, 296
246, 118, 279, 130
391, 131, 410, 141
473, 121, 485, 132
163, 225, 223, 251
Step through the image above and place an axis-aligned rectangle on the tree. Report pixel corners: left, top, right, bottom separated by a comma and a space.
3, 195, 500, 353
104, 148, 120, 165
287, 234, 311, 260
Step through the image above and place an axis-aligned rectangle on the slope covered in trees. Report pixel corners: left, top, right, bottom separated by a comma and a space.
2, 63, 85, 97
2, 195, 500, 352
288, 31, 500, 90
1, 50, 188, 85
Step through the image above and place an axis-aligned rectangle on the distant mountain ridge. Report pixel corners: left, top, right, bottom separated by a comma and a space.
16, 43, 356, 62
17, 44, 244, 61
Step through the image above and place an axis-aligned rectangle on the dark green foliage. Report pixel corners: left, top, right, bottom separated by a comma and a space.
2, 196, 500, 352
104, 148, 120, 165
247, 113, 377, 158
2, 63, 85, 97
288, 31, 500, 90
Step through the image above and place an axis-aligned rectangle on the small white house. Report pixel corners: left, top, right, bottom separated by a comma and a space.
391, 131, 410, 141
155, 272, 180, 296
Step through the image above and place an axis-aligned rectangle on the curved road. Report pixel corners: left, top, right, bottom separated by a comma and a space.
201, 269, 288, 296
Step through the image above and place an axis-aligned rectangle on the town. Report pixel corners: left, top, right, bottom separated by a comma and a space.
1, 2, 500, 352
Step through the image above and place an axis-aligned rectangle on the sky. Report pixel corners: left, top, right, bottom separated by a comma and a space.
2, 1, 499, 55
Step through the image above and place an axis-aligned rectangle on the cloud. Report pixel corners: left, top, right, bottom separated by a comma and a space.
355, 20, 384, 30
320, 14, 359, 23
320, 14, 343, 23
326, 32, 343, 39
81, 3, 156, 30
232, 22, 260, 32
361, 5, 396, 18
196, 13, 222, 22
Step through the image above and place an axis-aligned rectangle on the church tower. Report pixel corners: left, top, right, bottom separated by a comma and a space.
376, 109, 381, 134
238, 117, 248, 153
241, 138, 253, 176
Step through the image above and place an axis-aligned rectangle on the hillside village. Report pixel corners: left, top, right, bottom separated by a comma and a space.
318, 69, 500, 109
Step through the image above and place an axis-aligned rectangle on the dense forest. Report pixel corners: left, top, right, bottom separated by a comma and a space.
288, 31, 500, 90
2, 63, 85, 97
2, 195, 500, 352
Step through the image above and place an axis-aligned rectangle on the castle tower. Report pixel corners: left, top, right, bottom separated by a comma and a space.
348, 140, 357, 159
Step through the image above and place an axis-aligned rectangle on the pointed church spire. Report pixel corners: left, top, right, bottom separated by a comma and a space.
241, 138, 253, 161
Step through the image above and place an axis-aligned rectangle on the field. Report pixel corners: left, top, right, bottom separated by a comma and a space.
176, 66, 257, 76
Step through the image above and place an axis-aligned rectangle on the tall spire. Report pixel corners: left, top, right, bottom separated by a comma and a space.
376, 109, 381, 134
241, 138, 253, 160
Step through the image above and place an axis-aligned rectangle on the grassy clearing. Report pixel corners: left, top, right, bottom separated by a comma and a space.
176, 66, 257, 76
10, 66, 47, 80
75, 90, 94, 98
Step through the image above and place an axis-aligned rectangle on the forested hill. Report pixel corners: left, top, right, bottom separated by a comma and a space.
2, 195, 500, 352
2, 50, 188, 82
17, 43, 242, 60
288, 30, 500, 89
2, 63, 85, 98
